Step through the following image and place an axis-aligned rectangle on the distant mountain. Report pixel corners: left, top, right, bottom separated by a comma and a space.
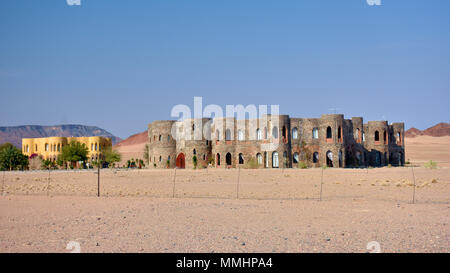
0, 125, 122, 148
405, 123, 450, 138
114, 131, 147, 147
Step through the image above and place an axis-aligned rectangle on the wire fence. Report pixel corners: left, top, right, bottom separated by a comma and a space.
1, 167, 449, 204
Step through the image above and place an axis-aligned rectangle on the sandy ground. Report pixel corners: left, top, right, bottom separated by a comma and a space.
0, 167, 449, 253
405, 136, 450, 167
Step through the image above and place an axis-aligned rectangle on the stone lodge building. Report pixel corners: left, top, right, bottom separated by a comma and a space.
148, 114, 405, 169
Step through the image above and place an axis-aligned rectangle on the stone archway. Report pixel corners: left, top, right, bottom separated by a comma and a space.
176, 153, 185, 169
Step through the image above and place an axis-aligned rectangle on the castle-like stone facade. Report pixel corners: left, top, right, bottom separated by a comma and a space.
148, 114, 405, 169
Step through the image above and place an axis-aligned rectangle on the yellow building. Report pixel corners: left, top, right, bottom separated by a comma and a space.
22, 136, 112, 162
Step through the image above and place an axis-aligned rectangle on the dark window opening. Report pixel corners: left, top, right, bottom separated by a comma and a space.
239, 153, 244, 164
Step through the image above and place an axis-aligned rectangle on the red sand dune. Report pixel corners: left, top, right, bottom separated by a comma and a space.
114, 131, 147, 147
113, 131, 147, 166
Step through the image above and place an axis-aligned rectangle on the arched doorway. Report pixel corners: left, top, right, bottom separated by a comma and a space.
375, 151, 381, 166
272, 152, 279, 168
326, 151, 334, 167
216, 153, 221, 166
226, 152, 232, 166
176, 153, 185, 169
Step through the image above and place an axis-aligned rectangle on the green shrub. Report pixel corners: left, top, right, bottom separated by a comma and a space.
246, 158, 259, 169
424, 160, 437, 169
298, 161, 308, 169
193, 155, 198, 169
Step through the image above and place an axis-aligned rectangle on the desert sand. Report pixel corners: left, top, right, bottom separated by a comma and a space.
0, 166, 448, 253
405, 136, 450, 166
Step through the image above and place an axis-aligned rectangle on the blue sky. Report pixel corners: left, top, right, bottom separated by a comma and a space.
0, 0, 449, 138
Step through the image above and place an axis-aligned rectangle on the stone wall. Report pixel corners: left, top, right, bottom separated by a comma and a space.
147, 114, 405, 169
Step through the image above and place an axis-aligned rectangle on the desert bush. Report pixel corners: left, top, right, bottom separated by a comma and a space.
143, 144, 150, 165
424, 160, 437, 169
193, 155, 198, 169
208, 155, 215, 166
298, 161, 308, 169
103, 148, 121, 167
42, 159, 57, 170
246, 158, 259, 169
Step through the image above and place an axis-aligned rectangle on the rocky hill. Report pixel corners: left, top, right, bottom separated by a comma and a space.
0, 125, 122, 148
405, 123, 450, 138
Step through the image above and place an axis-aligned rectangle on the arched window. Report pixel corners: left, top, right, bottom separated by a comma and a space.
206, 140, 209, 145
282, 126, 287, 139
312, 128, 319, 139
256, 128, 262, 140
272, 152, 279, 168
338, 126, 342, 140
375, 131, 380, 141
159, 135, 162, 141
91, 144, 94, 151
159, 156, 162, 162
313, 152, 319, 163
193, 149, 196, 155
225, 129, 232, 141
292, 128, 298, 139
397, 132, 402, 144
216, 153, 221, 166
326, 151, 334, 167
272, 126, 278, 139
326, 126, 332, 139
238, 129, 244, 141
226, 153, 232, 166
203, 154, 206, 160
192, 124, 195, 131
239, 153, 244, 164
293, 152, 299, 164
256, 153, 263, 165
383, 130, 387, 143
95, 143, 98, 151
